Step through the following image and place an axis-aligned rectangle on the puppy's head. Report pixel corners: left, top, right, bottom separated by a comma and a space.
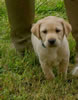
31, 16, 72, 48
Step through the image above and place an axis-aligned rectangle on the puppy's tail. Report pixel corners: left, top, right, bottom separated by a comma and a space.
72, 66, 78, 77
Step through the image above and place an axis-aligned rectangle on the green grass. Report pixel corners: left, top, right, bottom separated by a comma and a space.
0, 0, 78, 100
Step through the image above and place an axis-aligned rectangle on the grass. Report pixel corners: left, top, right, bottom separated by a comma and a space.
0, 0, 78, 100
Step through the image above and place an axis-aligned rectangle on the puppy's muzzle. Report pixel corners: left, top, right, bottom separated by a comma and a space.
48, 39, 56, 46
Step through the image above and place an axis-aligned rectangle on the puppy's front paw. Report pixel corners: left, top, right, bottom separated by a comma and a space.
45, 73, 55, 80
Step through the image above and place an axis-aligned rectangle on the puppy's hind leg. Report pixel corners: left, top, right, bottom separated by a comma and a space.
40, 61, 55, 80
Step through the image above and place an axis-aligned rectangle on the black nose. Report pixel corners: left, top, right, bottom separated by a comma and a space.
48, 39, 56, 45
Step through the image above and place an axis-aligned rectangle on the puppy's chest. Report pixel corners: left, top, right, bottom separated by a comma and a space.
40, 50, 62, 66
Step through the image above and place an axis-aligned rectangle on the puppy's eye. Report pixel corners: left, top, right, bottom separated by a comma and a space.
56, 29, 61, 33
42, 30, 47, 34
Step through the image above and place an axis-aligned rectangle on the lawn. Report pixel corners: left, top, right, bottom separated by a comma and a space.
0, 0, 78, 100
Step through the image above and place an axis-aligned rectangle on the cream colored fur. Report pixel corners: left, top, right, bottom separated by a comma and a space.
31, 16, 72, 80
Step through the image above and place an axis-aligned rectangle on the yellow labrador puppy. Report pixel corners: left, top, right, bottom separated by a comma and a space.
31, 16, 72, 80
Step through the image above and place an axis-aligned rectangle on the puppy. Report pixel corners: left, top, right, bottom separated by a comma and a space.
31, 16, 72, 80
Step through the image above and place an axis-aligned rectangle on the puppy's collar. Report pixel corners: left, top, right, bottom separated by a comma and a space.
41, 40, 46, 48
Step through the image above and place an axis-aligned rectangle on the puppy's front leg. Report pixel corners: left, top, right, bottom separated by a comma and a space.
59, 59, 69, 79
40, 61, 55, 80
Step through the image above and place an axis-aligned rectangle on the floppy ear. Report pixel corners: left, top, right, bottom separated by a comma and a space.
63, 20, 72, 37
31, 22, 41, 39
60, 19, 72, 37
